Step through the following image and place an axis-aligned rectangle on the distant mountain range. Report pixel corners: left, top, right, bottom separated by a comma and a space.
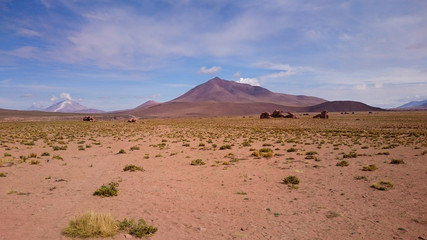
396, 99, 427, 110
16, 77, 386, 117
124, 77, 383, 117
30, 100, 104, 113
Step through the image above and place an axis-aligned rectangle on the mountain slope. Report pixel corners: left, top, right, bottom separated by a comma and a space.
171, 77, 326, 107
306, 101, 384, 112
397, 99, 427, 109
124, 77, 383, 117
133, 100, 161, 110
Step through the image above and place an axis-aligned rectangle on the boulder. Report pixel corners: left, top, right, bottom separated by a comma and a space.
127, 118, 138, 123
271, 110, 286, 118
284, 112, 298, 119
260, 112, 271, 119
83, 116, 95, 122
313, 110, 328, 119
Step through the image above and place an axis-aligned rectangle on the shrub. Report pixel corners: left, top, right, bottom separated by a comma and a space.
251, 150, 261, 158
53, 145, 67, 151
283, 176, 300, 185
371, 181, 394, 191
3, 153, 12, 157
52, 155, 63, 160
343, 152, 358, 158
305, 151, 318, 156
130, 146, 140, 151
362, 164, 377, 171
259, 148, 274, 158
287, 148, 297, 152
123, 165, 144, 172
119, 218, 158, 238
41, 152, 50, 156
336, 160, 349, 167
30, 159, 40, 165
354, 176, 368, 181
190, 159, 205, 166
390, 159, 405, 164
62, 211, 118, 238
0, 172, 6, 177
219, 145, 232, 150
118, 149, 126, 154
93, 182, 119, 197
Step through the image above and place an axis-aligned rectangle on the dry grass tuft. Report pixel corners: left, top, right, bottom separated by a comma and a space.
62, 211, 119, 238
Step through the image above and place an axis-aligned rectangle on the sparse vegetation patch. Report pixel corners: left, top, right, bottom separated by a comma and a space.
371, 181, 394, 191
93, 182, 119, 197
123, 164, 144, 172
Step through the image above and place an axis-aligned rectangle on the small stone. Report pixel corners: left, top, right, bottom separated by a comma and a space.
124, 233, 133, 239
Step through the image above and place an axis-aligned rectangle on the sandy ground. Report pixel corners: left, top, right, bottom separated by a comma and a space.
0, 114, 426, 239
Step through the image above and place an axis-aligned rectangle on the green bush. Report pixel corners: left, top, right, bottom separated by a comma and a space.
283, 176, 300, 185
93, 182, 119, 197
219, 145, 232, 150
343, 152, 358, 158
123, 165, 144, 172
119, 218, 158, 238
190, 159, 205, 166
336, 160, 349, 167
390, 159, 405, 164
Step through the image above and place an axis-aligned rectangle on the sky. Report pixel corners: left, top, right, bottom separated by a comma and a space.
0, 0, 426, 111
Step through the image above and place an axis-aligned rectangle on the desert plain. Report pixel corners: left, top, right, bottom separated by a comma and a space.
0, 111, 426, 240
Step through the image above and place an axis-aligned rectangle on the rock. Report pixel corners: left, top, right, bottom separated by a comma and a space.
271, 110, 285, 118
83, 116, 95, 122
313, 110, 328, 119
260, 112, 271, 119
127, 118, 138, 123
284, 112, 298, 119
124, 233, 133, 238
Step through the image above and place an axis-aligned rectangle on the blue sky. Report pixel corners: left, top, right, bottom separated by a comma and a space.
0, 0, 426, 111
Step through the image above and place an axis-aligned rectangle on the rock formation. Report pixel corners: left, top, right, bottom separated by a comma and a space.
260, 112, 271, 119
313, 110, 328, 119
83, 116, 95, 122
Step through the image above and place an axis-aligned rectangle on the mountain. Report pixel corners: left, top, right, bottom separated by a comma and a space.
396, 99, 427, 109
171, 77, 326, 107
125, 77, 382, 117
306, 101, 384, 112
44, 100, 104, 113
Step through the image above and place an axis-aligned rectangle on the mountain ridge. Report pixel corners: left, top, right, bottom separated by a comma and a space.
42, 100, 104, 113
124, 77, 383, 117
170, 77, 327, 107
396, 99, 427, 109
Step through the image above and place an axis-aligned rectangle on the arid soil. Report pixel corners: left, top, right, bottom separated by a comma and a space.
0, 112, 426, 240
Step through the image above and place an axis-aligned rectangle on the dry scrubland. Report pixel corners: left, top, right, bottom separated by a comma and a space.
0, 112, 426, 239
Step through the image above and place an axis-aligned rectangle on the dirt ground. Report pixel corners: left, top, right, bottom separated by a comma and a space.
0, 112, 426, 239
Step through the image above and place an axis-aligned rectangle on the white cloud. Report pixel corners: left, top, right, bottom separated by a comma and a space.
339, 33, 352, 41
237, 77, 260, 86
50, 95, 58, 102
232, 72, 241, 78
1, 46, 40, 59
17, 28, 41, 37
198, 66, 222, 75
355, 83, 367, 90
60, 92, 72, 100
